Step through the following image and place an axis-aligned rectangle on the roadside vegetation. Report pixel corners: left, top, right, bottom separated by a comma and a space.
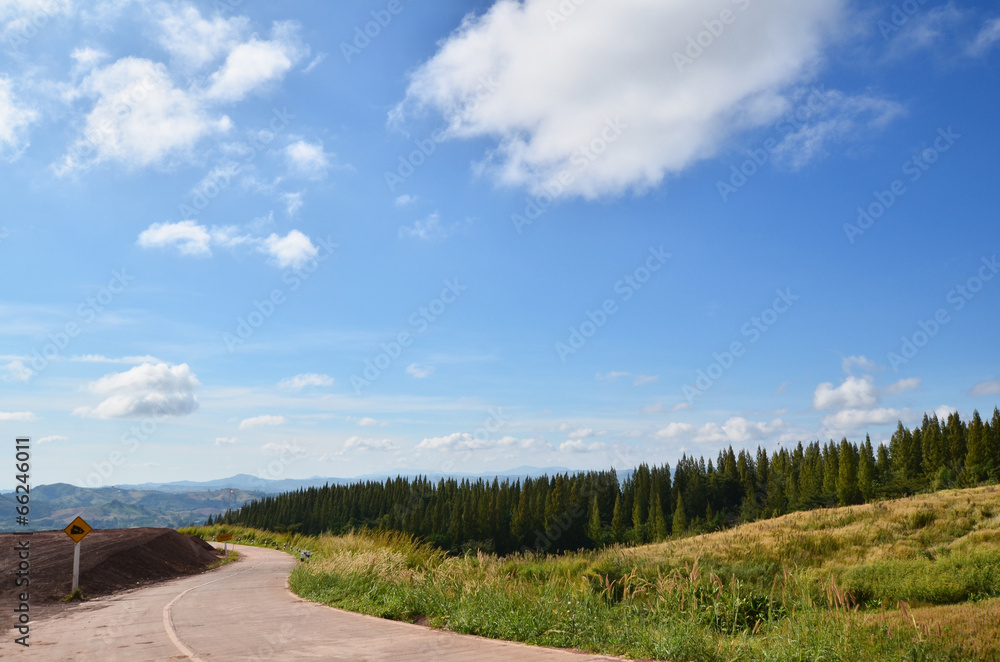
185, 484, 1000, 661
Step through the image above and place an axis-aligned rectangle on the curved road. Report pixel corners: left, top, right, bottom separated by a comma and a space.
1, 544, 624, 661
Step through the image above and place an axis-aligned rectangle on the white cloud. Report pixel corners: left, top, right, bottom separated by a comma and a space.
395, 0, 849, 198
261, 230, 318, 269
693, 417, 789, 445
278, 373, 333, 390
215, 436, 237, 446
971, 378, 1000, 397
884, 4, 964, 59
38, 435, 68, 444
559, 439, 606, 453
0, 411, 36, 422
633, 374, 658, 386
138, 222, 319, 269
1, 0, 72, 41
357, 417, 378, 427
56, 57, 232, 174
74, 362, 200, 419
0, 77, 37, 161
138, 220, 212, 256
70, 354, 161, 364
814, 374, 920, 410
344, 436, 398, 452
655, 422, 693, 439
968, 17, 1000, 56
395, 194, 418, 206
70, 47, 110, 73
417, 432, 492, 451
821, 408, 904, 434
813, 375, 879, 410
673, 402, 693, 412
155, 3, 249, 70
239, 414, 287, 430
285, 140, 330, 179
1, 359, 32, 383
204, 21, 306, 102
406, 363, 435, 379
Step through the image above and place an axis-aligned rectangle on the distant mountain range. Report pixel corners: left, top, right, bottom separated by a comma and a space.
112, 466, 579, 494
0, 466, 594, 532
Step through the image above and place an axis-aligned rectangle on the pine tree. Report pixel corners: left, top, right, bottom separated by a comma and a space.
650, 491, 668, 540
610, 492, 626, 542
587, 494, 603, 545
858, 435, 876, 502
836, 439, 861, 506
965, 410, 987, 481
672, 491, 688, 535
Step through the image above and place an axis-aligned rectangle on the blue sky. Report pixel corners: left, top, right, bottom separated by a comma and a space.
1, 0, 998, 489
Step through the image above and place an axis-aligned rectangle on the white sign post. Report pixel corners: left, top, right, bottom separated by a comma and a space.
71, 542, 81, 593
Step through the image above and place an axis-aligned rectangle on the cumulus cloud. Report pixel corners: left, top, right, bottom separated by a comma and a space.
814, 374, 920, 410
155, 2, 249, 70
138, 220, 212, 256
416, 432, 543, 452
73, 362, 199, 419
285, 140, 331, 179
0, 411, 36, 422
204, 21, 307, 102
215, 436, 237, 446
395, 194, 418, 206
394, 0, 854, 198
558, 424, 596, 438
357, 417, 378, 427
239, 414, 287, 429
841, 355, 879, 374
137, 221, 319, 269
0, 77, 37, 161
261, 229, 317, 269
55, 57, 232, 174
821, 407, 904, 433
278, 373, 333, 390
398, 213, 446, 240
693, 417, 790, 445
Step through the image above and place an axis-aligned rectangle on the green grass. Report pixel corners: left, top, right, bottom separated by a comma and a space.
184, 485, 1000, 661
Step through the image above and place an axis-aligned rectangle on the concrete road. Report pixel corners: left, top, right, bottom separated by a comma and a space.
1, 544, 625, 661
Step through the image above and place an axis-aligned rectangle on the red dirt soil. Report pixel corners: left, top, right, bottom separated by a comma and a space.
1, 528, 222, 630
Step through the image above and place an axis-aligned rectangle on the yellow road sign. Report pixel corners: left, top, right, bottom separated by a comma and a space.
64, 516, 92, 543
217, 533, 232, 542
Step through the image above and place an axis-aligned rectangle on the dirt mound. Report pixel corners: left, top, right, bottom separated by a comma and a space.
1, 528, 222, 629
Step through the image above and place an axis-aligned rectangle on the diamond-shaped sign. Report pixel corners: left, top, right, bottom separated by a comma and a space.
64, 516, 92, 543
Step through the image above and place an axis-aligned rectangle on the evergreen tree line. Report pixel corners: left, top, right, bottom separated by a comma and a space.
211, 409, 1000, 554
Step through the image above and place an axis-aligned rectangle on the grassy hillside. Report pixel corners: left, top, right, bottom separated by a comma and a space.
184, 484, 1000, 661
